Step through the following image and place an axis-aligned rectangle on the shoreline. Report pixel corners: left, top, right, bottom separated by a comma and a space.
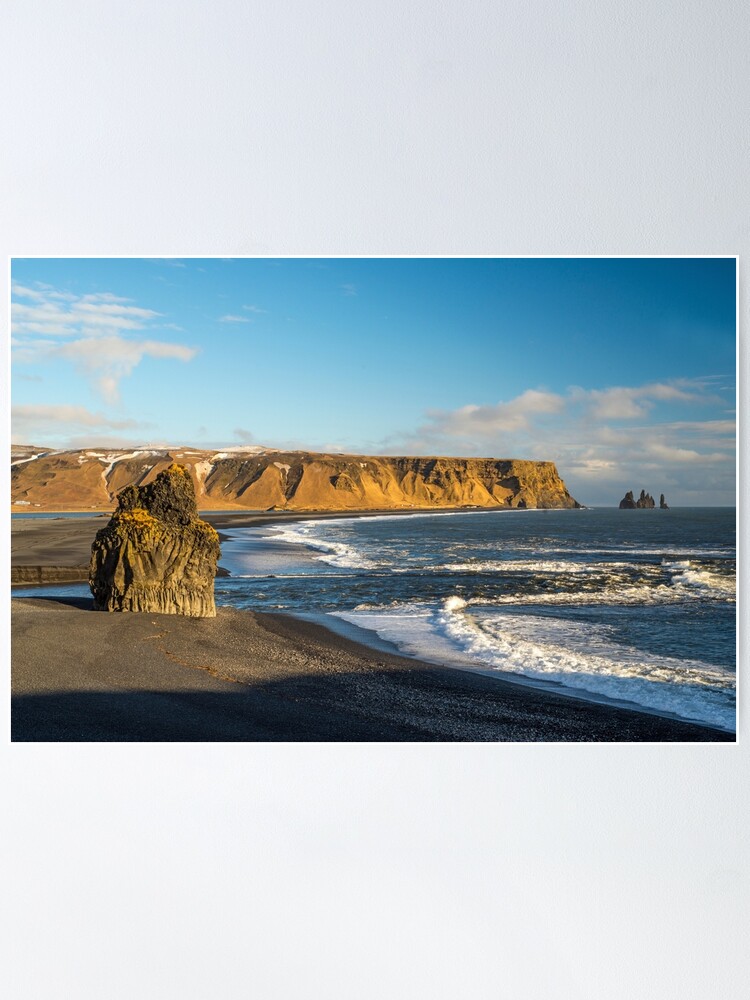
9, 505, 567, 582
11, 597, 732, 742
299, 610, 736, 734
11, 509, 736, 738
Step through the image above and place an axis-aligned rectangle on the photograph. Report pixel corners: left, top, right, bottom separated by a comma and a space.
10, 256, 736, 742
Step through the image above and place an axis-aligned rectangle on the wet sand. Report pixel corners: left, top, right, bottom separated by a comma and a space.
10, 508, 476, 582
11, 515, 108, 574
11, 597, 731, 741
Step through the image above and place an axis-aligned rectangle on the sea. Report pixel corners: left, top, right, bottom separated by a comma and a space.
14, 507, 736, 733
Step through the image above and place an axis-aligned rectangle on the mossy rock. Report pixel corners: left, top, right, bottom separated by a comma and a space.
90, 464, 220, 617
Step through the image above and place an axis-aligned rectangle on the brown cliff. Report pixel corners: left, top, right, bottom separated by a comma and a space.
12, 447, 581, 512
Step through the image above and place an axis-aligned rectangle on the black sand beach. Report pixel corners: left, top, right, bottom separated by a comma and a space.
10, 513, 732, 742
12, 597, 731, 741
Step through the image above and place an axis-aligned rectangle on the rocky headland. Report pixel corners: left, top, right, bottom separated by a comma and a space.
89, 464, 220, 617
11, 446, 581, 512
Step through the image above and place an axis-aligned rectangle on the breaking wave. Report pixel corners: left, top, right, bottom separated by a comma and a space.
269, 522, 381, 570
337, 597, 735, 730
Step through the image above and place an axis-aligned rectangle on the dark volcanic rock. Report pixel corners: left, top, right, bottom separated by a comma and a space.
89, 464, 220, 617
660, 493, 669, 509
619, 489, 657, 509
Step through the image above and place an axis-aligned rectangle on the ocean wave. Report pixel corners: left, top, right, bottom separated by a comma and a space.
269, 523, 380, 570
446, 543, 735, 559
465, 581, 734, 606
336, 601, 735, 730
438, 559, 625, 574
668, 565, 736, 597
267, 517, 735, 601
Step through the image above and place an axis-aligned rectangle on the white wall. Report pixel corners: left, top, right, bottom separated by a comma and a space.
1, 3, 746, 998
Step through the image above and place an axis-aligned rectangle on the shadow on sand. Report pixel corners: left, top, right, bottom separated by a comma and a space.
25, 595, 96, 611
12, 683, 734, 744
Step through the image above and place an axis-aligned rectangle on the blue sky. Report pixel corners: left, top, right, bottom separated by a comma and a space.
11, 257, 736, 504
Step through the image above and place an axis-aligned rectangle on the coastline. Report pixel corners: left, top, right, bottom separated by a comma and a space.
11, 597, 731, 742
9, 506, 535, 584
10, 510, 734, 741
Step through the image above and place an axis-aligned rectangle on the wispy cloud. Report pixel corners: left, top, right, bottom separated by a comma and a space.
573, 381, 716, 420
242, 304, 267, 314
421, 389, 565, 440
340, 283, 357, 297
11, 281, 197, 400
54, 337, 197, 403
11, 404, 146, 446
12, 285, 159, 336
218, 314, 251, 323
143, 258, 187, 268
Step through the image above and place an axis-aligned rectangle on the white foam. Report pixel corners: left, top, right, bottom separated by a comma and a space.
443, 595, 468, 612
269, 521, 380, 570
668, 565, 736, 597
265, 518, 735, 602
335, 601, 735, 730
501, 544, 734, 558
439, 559, 596, 574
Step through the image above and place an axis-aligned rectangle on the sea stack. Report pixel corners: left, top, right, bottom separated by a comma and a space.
619, 489, 656, 509
660, 494, 669, 509
89, 464, 220, 617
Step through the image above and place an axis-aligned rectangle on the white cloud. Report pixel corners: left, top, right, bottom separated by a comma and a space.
242, 304, 267, 314
421, 389, 565, 440
577, 381, 713, 420
53, 336, 198, 402
11, 281, 197, 399
641, 442, 727, 464
12, 287, 159, 337
11, 404, 144, 445
390, 378, 735, 504
341, 283, 357, 296
218, 314, 251, 323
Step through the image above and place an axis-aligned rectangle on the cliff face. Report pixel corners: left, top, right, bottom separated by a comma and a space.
89, 464, 220, 617
12, 447, 581, 511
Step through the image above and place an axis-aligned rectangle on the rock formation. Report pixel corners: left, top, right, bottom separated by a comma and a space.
13, 447, 582, 511
660, 494, 669, 509
89, 464, 220, 617
619, 489, 657, 509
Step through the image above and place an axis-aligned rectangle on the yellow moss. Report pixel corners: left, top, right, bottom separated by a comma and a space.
195, 520, 219, 541
114, 506, 159, 530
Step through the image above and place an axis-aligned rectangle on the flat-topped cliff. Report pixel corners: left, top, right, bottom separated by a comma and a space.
11, 446, 581, 512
